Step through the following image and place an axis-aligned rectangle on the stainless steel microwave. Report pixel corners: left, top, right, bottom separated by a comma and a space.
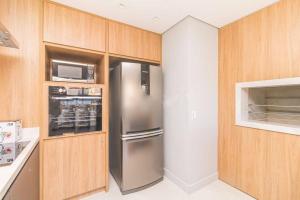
50, 59, 96, 83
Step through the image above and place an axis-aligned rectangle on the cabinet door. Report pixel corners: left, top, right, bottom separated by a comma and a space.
44, 1, 106, 52
108, 21, 161, 62
3, 145, 39, 200
43, 134, 106, 200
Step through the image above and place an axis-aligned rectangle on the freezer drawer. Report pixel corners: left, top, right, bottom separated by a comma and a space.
122, 134, 163, 192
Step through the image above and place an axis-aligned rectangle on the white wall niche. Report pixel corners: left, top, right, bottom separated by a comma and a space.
236, 77, 300, 136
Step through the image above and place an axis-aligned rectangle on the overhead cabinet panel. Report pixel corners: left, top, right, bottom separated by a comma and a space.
108, 21, 162, 62
44, 1, 106, 52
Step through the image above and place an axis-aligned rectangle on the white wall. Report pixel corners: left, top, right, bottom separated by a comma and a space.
163, 16, 218, 193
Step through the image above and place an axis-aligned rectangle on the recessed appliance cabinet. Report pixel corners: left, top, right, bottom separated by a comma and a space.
41, 38, 108, 200
236, 77, 300, 135
42, 83, 107, 200
44, 43, 105, 84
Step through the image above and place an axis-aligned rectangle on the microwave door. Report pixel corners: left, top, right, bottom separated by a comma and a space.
121, 62, 163, 135
51, 59, 96, 83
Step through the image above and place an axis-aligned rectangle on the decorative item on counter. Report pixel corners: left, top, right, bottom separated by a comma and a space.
0, 120, 22, 144
0, 142, 24, 166
0, 120, 23, 166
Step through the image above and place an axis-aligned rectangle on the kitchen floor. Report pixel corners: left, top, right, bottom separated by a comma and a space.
82, 175, 256, 200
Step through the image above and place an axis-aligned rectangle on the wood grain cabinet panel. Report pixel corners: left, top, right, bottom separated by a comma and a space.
218, 0, 300, 199
108, 21, 162, 62
0, 0, 41, 127
4, 145, 39, 200
44, 1, 106, 52
43, 134, 106, 200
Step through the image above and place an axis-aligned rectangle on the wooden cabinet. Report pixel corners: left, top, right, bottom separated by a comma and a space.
41, 2, 159, 199
42, 134, 106, 200
4, 145, 39, 200
44, 1, 106, 52
108, 21, 162, 62
43, 1, 162, 61
0, 0, 41, 127
219, 1, 300, 199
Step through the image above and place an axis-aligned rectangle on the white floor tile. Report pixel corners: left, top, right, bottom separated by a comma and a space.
81, 176, 255, 200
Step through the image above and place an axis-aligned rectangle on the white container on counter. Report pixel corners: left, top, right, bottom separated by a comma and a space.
0, 121, 22, 144
0, 142, 24, 166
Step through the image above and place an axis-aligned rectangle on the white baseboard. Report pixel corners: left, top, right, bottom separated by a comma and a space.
164, 168, 218, 193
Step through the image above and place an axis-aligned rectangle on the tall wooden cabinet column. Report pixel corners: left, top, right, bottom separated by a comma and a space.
41, 1, 109, 200
41, 1, 161, 199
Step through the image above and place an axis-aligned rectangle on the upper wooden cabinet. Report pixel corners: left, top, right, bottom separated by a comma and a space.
43, 1, 106, 52
108, 21, 162, 62
43, 1, 162, 61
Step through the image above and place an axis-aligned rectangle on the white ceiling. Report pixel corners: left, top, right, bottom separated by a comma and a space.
52, 0, 278, 33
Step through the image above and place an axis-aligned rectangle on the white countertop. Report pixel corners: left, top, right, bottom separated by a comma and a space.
0, 128, 39, 199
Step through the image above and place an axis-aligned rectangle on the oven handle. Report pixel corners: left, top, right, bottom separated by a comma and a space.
51, 96, 101, 100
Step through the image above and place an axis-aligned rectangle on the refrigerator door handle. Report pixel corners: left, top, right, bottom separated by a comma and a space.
122, 130, 163, 141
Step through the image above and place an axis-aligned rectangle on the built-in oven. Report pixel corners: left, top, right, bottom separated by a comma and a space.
48, 86, 102, 137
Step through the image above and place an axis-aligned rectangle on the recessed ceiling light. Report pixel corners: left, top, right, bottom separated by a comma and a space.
119, 3, 126, 8
152, 17, 160, 22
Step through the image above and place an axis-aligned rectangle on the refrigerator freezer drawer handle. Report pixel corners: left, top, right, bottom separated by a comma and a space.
121, 132, 162, 141
123, 129, 164, 138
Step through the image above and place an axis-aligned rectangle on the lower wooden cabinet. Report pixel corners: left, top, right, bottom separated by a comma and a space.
4, 144, 40, 200
42, 134, 106, 200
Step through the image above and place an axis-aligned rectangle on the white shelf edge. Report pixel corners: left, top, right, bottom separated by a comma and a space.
236, 77, 300, 136
236, 77, 300, 88
236, 119, 300, 136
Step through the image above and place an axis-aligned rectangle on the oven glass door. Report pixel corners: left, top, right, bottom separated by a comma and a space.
48, 87, 102, 137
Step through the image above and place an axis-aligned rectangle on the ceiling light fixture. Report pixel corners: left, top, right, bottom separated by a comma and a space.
119, 3, 126, 8
152, 17, 160, 22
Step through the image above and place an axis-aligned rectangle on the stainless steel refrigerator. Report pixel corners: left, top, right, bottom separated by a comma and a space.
109, 62, 163, 194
